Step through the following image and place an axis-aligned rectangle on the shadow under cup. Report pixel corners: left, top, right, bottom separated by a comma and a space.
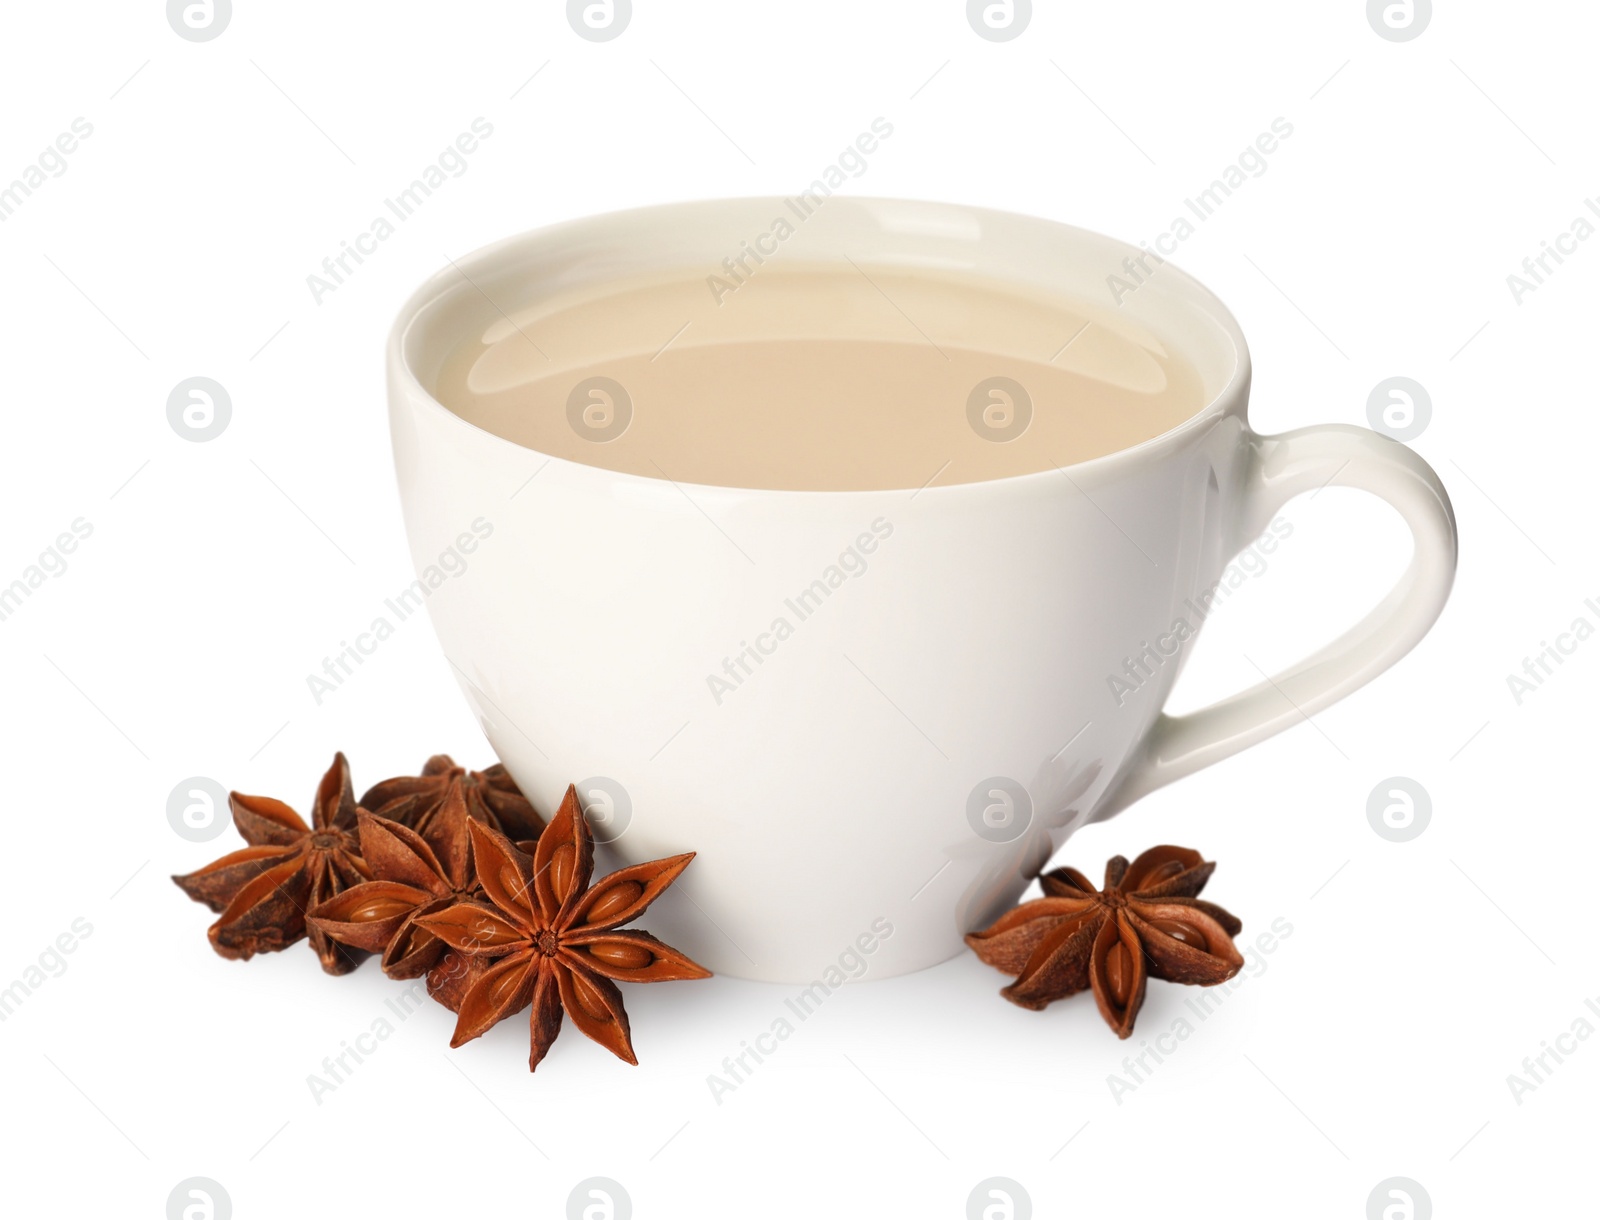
386, 197, 1453, 983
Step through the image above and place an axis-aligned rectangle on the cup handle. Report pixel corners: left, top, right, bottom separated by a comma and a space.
1098, 424, 1458, 817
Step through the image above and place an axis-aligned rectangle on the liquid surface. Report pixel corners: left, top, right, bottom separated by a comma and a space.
433, 264, 1206, 491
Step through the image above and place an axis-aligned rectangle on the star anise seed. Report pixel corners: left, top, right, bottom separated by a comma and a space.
172, 753, 370, 975
306, 784, 500, 1011
359, 754, 545, 850
416, 785, 710, 1071
965, 845, 1244, 1038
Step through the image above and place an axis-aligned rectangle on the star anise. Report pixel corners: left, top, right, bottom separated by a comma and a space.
965, 845, 1244, 1037
306, 783, 504, 1011
360, 754, 545, 843
416, 786, 710, 1070
172, 753, 370, 974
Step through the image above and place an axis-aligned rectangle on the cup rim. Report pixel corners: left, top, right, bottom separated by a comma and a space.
387, 195, 1254, 498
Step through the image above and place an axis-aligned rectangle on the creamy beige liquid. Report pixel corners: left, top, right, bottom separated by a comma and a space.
433, 263, 1205, 491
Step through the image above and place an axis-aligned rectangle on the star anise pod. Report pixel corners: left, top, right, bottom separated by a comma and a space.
306, 785, 500, 1011
360, 754, 545, 843
172, 754, 370, 975
416, 786, 710, 1070
965, 845, 1245, 1038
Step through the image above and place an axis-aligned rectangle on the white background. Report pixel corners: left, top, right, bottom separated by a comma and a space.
1, 2, 1593, 1216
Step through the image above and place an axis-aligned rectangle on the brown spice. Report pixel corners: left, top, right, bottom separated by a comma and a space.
360, 755, 545, 850
171, 754, 369, 974
306, 783, 499, 1011
965, 845, 1244, 1037
417, 785, 710, 1071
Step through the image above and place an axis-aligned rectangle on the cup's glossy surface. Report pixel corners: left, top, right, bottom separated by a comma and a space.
388, 198, 1456, 982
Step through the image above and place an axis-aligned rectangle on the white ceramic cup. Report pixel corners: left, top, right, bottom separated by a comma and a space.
387, 197, 1456, 983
